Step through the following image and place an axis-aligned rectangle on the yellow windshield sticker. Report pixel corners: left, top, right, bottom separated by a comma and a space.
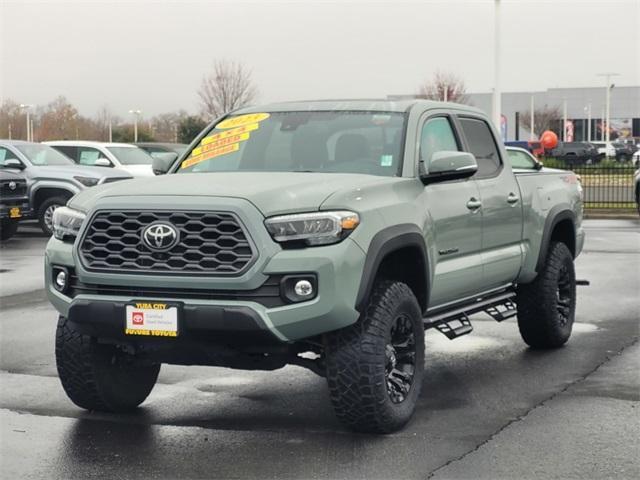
181, 143, 239, 169
216, 113, 270, 129
201, 123, 259, 146
191, 132, 250, 157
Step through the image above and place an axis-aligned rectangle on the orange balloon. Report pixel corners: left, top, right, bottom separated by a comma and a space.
540, 130, 558, 149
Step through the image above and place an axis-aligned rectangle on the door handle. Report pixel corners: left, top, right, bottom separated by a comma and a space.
507, 193, 520, 204
466, 197, 482, 210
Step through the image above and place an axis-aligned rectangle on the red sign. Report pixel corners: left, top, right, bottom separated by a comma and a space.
132, 312, 144, 325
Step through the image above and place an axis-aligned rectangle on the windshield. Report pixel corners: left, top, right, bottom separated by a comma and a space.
16, 144, 74, 166
106, 146, 154, 165
177, 111, 406, 176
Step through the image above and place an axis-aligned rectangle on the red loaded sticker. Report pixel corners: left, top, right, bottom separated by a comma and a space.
132, 312, 144, 325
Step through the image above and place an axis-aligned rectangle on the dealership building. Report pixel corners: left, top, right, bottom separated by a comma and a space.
390, 85, 640, 142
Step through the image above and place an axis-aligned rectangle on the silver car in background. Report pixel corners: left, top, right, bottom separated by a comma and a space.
45, 141, 156, 177
0, 140, 132, 234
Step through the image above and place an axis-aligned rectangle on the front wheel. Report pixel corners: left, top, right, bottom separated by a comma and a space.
516, 242, 576, 348
325, 280, 425, 433
0, 218, 19, 241
38, 196, 66, 235
56, 316, 160, 412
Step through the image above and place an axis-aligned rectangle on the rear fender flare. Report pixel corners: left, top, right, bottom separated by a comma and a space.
536, 206, 576, 272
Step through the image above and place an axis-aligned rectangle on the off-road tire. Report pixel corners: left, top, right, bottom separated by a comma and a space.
55, 316, 160, 412
0, 218, 19, 241
516, 241, 576, 349
37, 196, 67, 235
325, 280, 425, 433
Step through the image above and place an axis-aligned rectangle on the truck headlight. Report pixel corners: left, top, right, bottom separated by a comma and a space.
52, 207, 86, 241
265, 211, 359, 246
73, 176, 100, 187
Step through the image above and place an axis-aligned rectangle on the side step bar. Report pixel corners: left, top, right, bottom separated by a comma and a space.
423, 289, 517, 340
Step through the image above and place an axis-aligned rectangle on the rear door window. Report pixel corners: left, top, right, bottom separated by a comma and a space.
459, 118, 502, 178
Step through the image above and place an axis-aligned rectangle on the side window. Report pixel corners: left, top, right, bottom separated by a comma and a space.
420, 117, 459, 165
54, 146, 78, 162
77, 147, 108, 166
459, 118, 501, 177
507, 149, 536, 169
0, 147, 20, 166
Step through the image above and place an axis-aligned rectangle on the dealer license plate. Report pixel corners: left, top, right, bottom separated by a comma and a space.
125, 302, 178, 337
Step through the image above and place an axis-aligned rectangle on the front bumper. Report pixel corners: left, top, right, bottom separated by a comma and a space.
46, 233, 366, 343
0, 200, 31, 219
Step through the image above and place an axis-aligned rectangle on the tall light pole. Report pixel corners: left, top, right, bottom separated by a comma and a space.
585, 103, 592, 142
530, 94, 535, 140
19, 104, 33, 142
129, 109, 142, 142
562, 98, 567, 142
597, 73, 619, 145
108, 115, 113, 142
492, 0, 502, 132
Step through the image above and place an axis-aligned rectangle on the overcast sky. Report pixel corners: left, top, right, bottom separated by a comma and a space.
1, 0, 638, 118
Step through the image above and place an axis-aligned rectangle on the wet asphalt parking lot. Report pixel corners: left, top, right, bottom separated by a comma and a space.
0, 219, 638, 480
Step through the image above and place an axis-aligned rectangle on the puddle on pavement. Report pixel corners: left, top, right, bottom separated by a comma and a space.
572, 322, 600, 333
426, 334, 504, 353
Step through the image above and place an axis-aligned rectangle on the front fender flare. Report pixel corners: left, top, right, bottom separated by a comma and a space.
355, 224, 430, 314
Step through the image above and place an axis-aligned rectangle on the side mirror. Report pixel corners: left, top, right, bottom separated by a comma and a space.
3, 159, 25, 169
152, 152, 178, 175
420, 151, 478, 185
94, 158, 112, 167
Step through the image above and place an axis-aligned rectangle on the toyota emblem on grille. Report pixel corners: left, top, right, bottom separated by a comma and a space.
8, 181, 17, 190
142, 222, 180, 251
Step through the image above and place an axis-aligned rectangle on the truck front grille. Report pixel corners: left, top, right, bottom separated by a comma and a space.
79, 210, 256, 275
0, 180, 27, 198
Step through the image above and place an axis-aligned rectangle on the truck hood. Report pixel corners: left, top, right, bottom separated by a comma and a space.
68, 171, 398, 216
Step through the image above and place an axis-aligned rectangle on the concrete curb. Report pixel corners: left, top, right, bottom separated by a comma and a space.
584, 210, 639, 219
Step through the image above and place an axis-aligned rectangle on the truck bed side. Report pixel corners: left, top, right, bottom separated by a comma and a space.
514, 167, 584, 284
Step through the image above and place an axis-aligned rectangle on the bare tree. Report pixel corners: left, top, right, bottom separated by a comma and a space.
0, 99, 27, 139
417, 72, 469, 104
198, 60, 257, 119
520, 105, 562, 138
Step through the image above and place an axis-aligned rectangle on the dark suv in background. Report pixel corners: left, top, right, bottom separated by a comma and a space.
550, 142, 599, 164
0, 170, 31, 241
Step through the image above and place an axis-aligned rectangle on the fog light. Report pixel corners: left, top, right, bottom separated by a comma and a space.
294, 279, 313, 297
52, 266, 69, 293
280, 275, 317, 303
55, 271, 67, 289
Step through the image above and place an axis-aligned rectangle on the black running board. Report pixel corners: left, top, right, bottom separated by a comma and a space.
424, 289, 517, 340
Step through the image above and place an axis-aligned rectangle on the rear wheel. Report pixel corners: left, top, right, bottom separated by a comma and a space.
0, 218, 19, 241
325, 280, 424, 433
55, 316, 160, 412
38, 196, 66, 235
516, 242, 576, 348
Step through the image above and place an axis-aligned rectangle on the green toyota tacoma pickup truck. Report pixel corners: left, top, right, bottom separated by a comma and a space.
46, 100, 584, 433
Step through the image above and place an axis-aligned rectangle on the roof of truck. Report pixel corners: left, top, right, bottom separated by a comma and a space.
234, 98, 484, 115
